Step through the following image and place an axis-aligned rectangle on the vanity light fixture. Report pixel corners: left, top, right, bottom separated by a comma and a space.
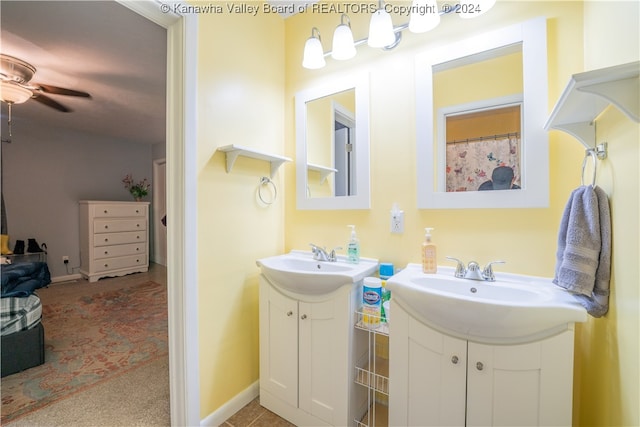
332, 14, 356, 60
302, 1, 496, 69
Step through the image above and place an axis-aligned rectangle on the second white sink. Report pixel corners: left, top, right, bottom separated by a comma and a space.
387, 264, 587, 344
257, 250, 379, 295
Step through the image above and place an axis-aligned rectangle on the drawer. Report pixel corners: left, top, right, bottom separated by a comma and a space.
93, 243, 146, 260
94, 231, 146, 246
94, 219, 147, 234
94, 254, 148, 273
92, 204, 147, 218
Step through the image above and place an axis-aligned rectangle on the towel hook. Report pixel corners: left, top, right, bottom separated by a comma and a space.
581, 143, 608, 187
258, 176, 277, 205
582, 149, 597, 187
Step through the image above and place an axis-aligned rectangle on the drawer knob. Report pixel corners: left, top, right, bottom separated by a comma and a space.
137, 236, 140, 239
104, 238, 109, 242
451, 355, 459, 365
476, 362, 484, 371
104, 210, 108, 214
286, 311, 293, 317
104, 251, 108, 255
301, 314, 307, 320
136, 248, 140, 251
104, 225, 109, 229
104, 263, 109, 267
136, 224, 140, 228
136, 209, 140, 213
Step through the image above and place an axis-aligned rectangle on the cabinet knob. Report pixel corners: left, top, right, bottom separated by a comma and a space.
104, 210, 108, 214
104, 225, 109, 229
137, 235, 140, 239
104, 238, 109, 242
301, 314, 307, 320
104, 263, 109, 267
104, 251, 108, 255
476, 362, 484, 371
451, 355, 459, 364
136, 209, 140, 213
136, 224, 140, 228
286, 311, 293, 317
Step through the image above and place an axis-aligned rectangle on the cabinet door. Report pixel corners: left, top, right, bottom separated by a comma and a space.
298, 294, 350, 425
259, 279, 299, 408
390, 302, 467, 426
466, 329, 574, 427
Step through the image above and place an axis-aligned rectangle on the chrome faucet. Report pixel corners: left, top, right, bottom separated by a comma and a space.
446, 257, 505, 282
309, 243, 342, 262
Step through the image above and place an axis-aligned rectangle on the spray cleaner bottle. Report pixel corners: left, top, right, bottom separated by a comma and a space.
347, 225, 360, 264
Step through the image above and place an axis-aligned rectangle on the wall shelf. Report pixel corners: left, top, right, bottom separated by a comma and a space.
307, 163, 338, 184
545, 61, 639, 148
217, 144, 291, 178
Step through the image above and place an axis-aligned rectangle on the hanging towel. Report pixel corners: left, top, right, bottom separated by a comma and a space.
553, 185, 611, 317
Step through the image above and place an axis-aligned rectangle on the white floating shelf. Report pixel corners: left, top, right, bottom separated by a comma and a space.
217, 144, 291, 178
307, 163, 338, 184
545, 61, 639, 149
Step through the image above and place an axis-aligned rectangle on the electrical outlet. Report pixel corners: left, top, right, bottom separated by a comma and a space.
391, 211, 404, 234
62, 256, 69, 264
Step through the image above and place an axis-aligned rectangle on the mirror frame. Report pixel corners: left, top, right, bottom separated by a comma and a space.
416, 17, 549, 209
296, 73, 371, 210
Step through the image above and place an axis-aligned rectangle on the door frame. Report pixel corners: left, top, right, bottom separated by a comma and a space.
152, 158, 167, 266
116, 2, 199, 425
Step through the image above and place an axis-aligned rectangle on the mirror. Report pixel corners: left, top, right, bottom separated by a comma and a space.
416, 17, 549, 209
296, 73, 370, 210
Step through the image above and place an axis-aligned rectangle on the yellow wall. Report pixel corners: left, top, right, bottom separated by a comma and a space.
574, 2, 639, 426
195, 4, 285, 418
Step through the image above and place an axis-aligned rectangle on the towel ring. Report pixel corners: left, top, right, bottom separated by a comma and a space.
582, 149, 597, 187
258, 176, 277, 205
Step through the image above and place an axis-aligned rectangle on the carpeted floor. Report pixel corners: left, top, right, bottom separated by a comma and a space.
1, 278, 168, 424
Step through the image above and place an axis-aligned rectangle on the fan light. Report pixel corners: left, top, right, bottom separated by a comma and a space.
0, 81, 32, 104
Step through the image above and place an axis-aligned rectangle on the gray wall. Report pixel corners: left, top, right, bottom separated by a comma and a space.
2, 124, 153, 279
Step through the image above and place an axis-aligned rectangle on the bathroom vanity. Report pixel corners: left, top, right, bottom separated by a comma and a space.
257, 251, 379, 426
387, 264, 587, 427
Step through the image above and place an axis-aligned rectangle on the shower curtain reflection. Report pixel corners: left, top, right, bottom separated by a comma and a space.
445, 135, 520, 192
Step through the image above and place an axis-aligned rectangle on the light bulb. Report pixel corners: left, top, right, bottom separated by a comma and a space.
302, 28, 326, 69
332, 15, 356, 60
409, 0, 440, 33
368, 9, 396, 48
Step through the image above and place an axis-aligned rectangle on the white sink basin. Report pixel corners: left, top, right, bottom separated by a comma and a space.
386, 264, 587, 343
257, 250, 379, 295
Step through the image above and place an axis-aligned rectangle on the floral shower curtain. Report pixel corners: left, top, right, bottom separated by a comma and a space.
445, 136, 520, 192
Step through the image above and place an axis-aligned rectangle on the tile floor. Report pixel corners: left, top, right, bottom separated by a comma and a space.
220, 398, 294, 427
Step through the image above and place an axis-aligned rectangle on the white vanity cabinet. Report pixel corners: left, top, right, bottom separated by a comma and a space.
79, 201, 149, 282
389, 302, 576, 427
259, 275, 361, 427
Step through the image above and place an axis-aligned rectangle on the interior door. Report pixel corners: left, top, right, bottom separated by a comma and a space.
152, 158, 167, 266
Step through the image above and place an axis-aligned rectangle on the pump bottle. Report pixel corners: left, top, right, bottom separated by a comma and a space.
347, 225, 360, 264
422, 227, 437, 274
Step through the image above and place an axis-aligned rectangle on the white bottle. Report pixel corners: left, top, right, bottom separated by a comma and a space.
362, 277, 382, 328
347, 225, 360, 264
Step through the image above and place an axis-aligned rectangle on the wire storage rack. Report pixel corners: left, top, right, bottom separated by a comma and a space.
354, 310, 389, 427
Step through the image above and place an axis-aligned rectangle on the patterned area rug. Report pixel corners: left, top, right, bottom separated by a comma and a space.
1, 281, 167, 423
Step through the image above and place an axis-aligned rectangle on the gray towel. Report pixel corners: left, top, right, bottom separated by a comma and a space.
553, 185, 611, 317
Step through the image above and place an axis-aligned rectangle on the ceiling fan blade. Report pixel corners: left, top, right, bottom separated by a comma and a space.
34, 83, 91, 98
32, 93, 72, 112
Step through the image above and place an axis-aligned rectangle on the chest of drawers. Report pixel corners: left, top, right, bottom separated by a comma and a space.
79, 201, 149, 283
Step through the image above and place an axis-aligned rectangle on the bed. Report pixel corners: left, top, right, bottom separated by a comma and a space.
1, 261, 51, 377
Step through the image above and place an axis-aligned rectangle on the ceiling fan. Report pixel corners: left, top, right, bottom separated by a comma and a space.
1, 53, 91, 142
0, 53, 91, 112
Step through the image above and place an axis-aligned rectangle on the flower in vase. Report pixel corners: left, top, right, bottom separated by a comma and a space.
122, 174, 150, 201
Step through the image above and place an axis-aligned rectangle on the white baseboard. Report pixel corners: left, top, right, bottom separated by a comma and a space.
50, 273, 83, 283
200, 381, 259, 426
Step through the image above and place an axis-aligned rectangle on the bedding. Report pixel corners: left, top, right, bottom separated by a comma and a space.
1, 261, 51, 297
1, 294, 42, 336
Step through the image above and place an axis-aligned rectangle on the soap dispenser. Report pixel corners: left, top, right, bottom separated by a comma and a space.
347, 225, 360, 264
422, 227, 437, 274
